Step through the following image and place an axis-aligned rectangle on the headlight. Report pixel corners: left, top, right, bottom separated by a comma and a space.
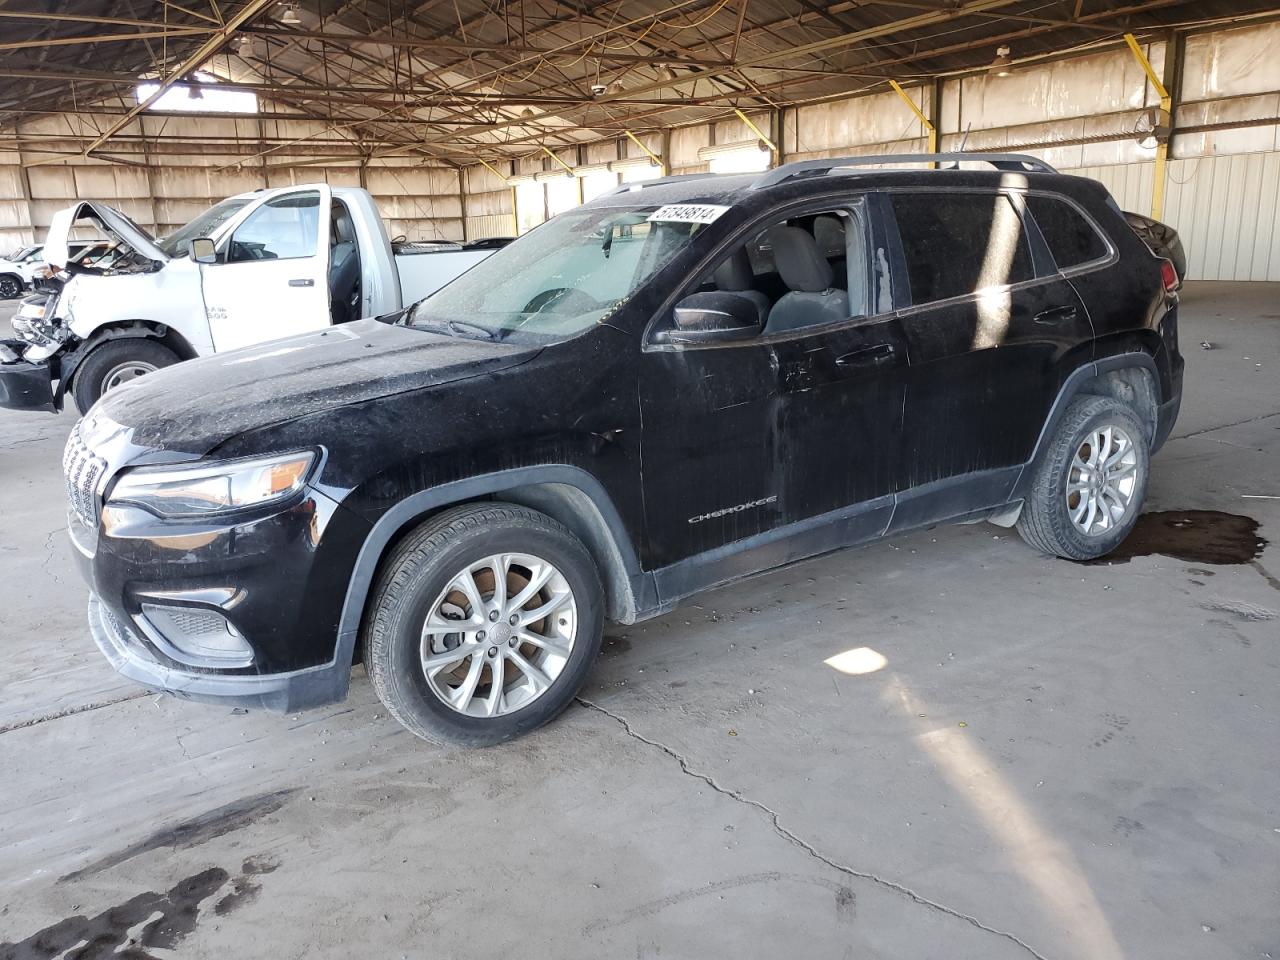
107, 451, 316, 518
17, 301, 45, 320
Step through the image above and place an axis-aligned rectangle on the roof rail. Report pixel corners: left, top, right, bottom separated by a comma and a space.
752, 152, 1058, 189
596, 172, 718, 199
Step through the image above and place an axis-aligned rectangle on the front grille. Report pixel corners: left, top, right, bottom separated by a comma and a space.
63, 424, 107, 528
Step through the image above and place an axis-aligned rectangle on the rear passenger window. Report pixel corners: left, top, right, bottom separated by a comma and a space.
889, 193, 1034, 305
1026, 195, 1109, 268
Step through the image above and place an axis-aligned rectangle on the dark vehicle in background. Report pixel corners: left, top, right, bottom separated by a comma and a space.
64, 153, 1183, 746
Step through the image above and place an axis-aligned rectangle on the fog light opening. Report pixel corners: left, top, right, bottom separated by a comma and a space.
138, 603, 255, 668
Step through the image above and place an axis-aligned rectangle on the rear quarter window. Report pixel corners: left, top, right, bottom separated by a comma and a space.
1025, 195, 1109, 269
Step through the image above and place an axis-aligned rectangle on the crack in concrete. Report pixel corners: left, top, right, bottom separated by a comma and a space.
578, 697, 1050, 960
1171, 409, 1280, 441
0, 691, 151, 737
41, 527, 65, 586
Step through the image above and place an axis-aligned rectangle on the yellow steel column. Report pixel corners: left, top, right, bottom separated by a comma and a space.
1124, 33, 1171, 220
889, 79, 937, 167
733, 107, 778, 165
624, 130, 665, 174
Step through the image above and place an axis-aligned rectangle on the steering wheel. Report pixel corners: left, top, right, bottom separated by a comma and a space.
521, 287, 602, 316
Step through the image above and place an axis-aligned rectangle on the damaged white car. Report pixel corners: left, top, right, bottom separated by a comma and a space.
0, 184, 508, 413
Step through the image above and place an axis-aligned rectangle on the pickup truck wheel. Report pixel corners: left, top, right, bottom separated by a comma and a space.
0, 274, 21, 299
364, 503, 604, 746
71, 339, 178, 414
1016, 395, 1149, 560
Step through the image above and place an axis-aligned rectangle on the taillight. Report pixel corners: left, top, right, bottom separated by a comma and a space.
1159, 258, 1179, 292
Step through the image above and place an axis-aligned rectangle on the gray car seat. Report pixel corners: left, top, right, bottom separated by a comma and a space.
712, 248, 771, 324
765, 226, 850, 333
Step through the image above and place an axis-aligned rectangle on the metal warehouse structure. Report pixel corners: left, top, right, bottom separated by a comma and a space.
2, 1, 1280, 278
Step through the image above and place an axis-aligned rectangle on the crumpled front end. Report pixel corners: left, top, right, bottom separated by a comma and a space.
1, 289, 75, 412
0, 337, 59, 411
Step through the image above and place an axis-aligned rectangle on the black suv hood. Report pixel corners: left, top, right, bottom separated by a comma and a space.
96, 319, 540, 454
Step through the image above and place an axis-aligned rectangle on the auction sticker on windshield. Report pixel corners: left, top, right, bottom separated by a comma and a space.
648, 204, 730, 224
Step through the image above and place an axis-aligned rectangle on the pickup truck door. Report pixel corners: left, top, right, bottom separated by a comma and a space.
201, 185, 332, 352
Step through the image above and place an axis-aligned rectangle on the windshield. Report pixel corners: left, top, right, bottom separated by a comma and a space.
156, 197, 253, 257
410, 203, 708, 341
7, 245, 40, 262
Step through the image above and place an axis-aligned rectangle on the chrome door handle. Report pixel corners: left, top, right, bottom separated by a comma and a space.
288, 278, 315, 287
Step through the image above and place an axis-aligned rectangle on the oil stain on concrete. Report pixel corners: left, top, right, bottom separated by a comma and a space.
1, 855, 283, 959
1093, 510, 1267, 565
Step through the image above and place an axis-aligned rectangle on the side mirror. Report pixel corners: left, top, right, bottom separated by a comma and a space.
661, 291, 763, 344
188, 237, 217, 264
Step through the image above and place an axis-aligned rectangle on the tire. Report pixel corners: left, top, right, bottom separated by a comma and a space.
1016, 395, 1150, 561
70, 338, 179, 414
0, 274, 21, 299
364, 502, 605, 747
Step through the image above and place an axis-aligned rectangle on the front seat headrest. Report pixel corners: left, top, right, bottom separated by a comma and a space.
713, 248, 755, 292
768, 225, 833, 293
814, 215, 846, 258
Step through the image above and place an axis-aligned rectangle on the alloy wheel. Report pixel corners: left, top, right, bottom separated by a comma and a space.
419, 552, 578, 718
0, 277, 19, 299
101, 360, 158, 393
1065, 424, 1140, 536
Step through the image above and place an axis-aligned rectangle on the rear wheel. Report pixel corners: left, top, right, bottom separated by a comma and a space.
1016, 395, 1149, 560
364, 503, 604, 746
70, 339, 178, 413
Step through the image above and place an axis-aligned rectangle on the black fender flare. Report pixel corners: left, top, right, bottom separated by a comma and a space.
331, 464, 654, 674
1009, 351, 1163, 500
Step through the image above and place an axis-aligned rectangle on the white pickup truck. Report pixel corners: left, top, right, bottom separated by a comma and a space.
0, 183, 506, 413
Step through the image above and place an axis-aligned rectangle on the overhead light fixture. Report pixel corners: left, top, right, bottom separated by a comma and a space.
520, 107, 535, 120
187, 80, 204, 100
279, 3, 301, 25
657, 64, 676, 82
235, 35, 256, 58
988, 45, 1013, 78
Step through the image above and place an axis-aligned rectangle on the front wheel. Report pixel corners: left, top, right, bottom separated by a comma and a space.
364, 503, 604, 746
0, 274, 21, 299
70, 339, 179, 413
1016, 395, 1150, 560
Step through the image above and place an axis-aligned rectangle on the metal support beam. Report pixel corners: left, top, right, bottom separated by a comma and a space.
541, 146, 575, 174
888, 79, 937, 165
66, 0, 274, 163
1124, 31, 1173, 219
625, 130, 664, 174
734, 107, 777, 158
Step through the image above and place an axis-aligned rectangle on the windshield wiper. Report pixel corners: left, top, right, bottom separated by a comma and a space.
413, 318, 496, 340
446, 319, 495, 340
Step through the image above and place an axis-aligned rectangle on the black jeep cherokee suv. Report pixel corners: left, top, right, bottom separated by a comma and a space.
66, 153, 1183, 745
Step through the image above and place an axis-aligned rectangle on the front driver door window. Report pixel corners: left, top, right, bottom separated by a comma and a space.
200, 187, 332, 352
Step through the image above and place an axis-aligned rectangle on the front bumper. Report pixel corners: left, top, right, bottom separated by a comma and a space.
0, 339, 56, 411
71, 465, 373, 713
89, 593, 349, 712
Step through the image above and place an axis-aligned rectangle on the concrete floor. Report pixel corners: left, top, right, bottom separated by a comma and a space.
1, 283, 1277, 960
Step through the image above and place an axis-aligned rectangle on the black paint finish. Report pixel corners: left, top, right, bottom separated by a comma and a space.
73, 166, 1184, 711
